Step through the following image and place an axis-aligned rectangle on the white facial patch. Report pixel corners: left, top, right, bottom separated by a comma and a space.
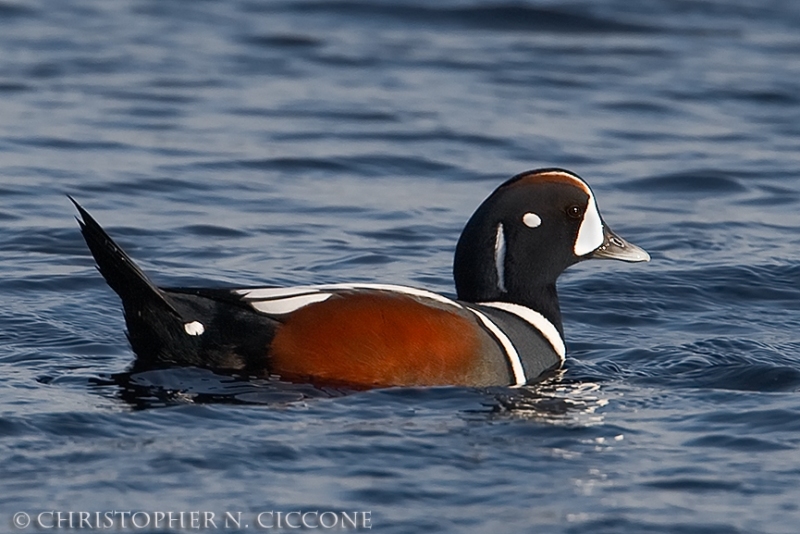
574, 191, 604, 256
494, 223, 507, 293
522, 212, 541, 228
184, 321, 205, 336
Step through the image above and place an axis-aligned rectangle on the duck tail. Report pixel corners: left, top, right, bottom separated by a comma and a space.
70, 198, 281, 372
69, 196, 182, 320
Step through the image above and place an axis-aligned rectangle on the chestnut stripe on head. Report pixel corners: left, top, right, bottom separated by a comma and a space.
502, 169, 592, 192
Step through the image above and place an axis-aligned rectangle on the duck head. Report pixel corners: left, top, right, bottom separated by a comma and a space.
453, 168, 649, 334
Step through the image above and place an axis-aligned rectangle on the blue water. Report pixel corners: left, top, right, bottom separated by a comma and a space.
2, 0, 800, 532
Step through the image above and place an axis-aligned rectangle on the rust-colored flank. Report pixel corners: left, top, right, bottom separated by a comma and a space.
269, 292, 482, 387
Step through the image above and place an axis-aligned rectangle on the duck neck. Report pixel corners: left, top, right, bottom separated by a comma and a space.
506, 282, 564, 339
459, 278, 565, 340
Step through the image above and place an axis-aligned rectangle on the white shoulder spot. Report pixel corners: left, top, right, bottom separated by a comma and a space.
522, 212, 541, 228
478, 301, 566, 361
184, 321, 205, 336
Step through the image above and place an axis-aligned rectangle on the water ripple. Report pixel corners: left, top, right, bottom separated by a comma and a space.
3, 0, 800, 531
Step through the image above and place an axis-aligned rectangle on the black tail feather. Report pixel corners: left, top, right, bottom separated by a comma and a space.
69, 196, 182, 320
71, 197, 279, 372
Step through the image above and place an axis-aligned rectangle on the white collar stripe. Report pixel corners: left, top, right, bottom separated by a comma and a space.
478, 301, 566, 361
469, 308, 526, 386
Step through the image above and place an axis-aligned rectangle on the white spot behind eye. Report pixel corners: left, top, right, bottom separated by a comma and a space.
574, 192, 604, 256
522, 212, 542, 228
494, 223, 507, 293
184, 321, 205, 336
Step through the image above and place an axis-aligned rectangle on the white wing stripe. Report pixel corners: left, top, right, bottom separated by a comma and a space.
316, 283, 461, 307
237, 283, 462, 308
236, 286, 321, 300
249, 293, 332, 314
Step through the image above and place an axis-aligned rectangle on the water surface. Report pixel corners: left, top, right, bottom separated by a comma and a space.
2, 1, 800, 532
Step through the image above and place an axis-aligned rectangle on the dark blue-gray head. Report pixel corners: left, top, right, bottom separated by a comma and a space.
453, 168, 649, 330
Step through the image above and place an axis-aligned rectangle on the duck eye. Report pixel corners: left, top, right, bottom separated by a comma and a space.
566, 205, 584, 219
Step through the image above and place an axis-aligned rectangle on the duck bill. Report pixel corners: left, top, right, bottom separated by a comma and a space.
589, 225, 650, 262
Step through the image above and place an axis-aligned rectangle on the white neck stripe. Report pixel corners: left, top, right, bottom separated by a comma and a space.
469, 308, 526, 386
494, 223, 507, 293
478, 301, 566, 361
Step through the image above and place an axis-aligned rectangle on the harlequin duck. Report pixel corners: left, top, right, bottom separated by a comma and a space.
71, 168, 649, 388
